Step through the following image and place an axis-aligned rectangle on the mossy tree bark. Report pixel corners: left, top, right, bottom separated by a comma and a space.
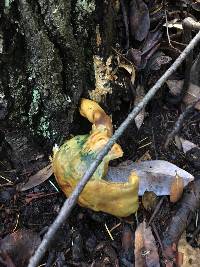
0, 0, 121, 177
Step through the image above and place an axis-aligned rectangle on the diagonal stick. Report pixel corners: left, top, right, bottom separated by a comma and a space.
28, 29, 200, 267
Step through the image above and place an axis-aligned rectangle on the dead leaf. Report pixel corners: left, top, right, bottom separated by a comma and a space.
135, 221, 160, 267
0, 229, 41, 267
137, 150, 152, 162
129, 0, 150, 41
118, 59, 136, 86
127, 48, 142, 68
17, 164, 53, 191
166, 80, 200, 110
183, 83, 200, 110
142, 191, 158, 211
106, 160, 194, 196
134, 85, 145, 129
170, 173, 184, 203
141, 30, 162, 55
184, 52, 200, 110
178, 232, 200, 267
148, 52, 172, 71
166, 79, 184, 96
179, 138, 198, 154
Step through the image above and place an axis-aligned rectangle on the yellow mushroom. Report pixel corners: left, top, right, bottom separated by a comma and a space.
52, 99, 139, 217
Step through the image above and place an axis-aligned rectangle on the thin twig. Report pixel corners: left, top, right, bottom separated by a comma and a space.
164, 9, 181, 54
164, 98, 200, 148
28, 29, 200, 267
151, 222, 164, 253
148, 197, 165, 226
165, 9, 172, 47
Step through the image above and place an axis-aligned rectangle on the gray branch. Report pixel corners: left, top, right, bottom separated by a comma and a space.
28, 29, 200, 267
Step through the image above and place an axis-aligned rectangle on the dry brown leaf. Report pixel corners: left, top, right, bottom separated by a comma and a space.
135, 221, 160, 267
166, 79, 184, 96
134, 85, 145, 129
17, 164, 53, 191
183, 83, 200, 110
170, 173, 184, 203
0, 229, 41, 267
137, 150, 152, 162
166, 80, 200, 110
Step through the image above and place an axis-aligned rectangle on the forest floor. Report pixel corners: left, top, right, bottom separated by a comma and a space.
1, 1, 200, 267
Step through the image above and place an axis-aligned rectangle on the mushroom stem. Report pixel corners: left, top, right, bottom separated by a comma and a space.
80, 98, 113, 136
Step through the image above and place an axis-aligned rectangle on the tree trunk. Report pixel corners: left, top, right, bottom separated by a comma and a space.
0, 0, 128, 178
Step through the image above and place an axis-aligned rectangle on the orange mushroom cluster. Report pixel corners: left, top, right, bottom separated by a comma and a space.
52, 99, 139, 217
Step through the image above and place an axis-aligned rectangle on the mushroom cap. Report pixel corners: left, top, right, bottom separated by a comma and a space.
52, 98, 139, 217
53, 134, 139, 217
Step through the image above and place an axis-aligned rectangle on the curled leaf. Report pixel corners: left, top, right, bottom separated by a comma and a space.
17, 164, 53, 191
118, 60, 136, 86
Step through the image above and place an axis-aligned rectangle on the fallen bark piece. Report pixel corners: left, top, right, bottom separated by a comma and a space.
135, 221, 160, 267
162, 179, 200, 264
106, 160, 194, 196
